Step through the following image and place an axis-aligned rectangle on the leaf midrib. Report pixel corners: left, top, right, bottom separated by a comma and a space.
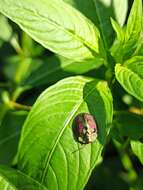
1, 3, 99, 55
116, 64, 143, 100
118, 64, 143, 85
40, 84, 98, 184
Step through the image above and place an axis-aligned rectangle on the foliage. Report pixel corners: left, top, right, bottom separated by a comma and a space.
0, 0, 143, 189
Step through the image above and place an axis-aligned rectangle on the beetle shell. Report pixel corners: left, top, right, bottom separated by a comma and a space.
74, 113, 98, 144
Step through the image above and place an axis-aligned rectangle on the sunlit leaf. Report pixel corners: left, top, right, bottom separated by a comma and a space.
64, 0, 128, 49
0, 0, 100, 61
111, 0, 142, 62
131, 141, 143, 165
115, 56, 143, 102
17, 76, 113, 190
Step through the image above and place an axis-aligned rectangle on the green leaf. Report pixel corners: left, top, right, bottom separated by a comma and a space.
21, 32, 45, 57
64, 0, 128, 49
4, 55, 43, 84
111, 111, 143, 142
125, 0, 142, 43
17, 76, 113, 190
22, 55, 104, 88
0, 111, 28, 165
110, 18, 124, 42
115, 56, 143, 102
111, 0, 142, 62
0, 0, 100, 61
112, 0, 128, 27
0, 165, 47, 190
0, 14, 12, 42
0, 175, 15, 190
85, 158, 130, 190
131, 141, 143, 165
131, 175, 143, 190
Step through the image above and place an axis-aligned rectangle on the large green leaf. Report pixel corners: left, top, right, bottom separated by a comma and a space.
23, 55, 104, 88
0, 165, 47, 190
131, 141, 143, 165
0, 0, 100, 61
0, 111, 28, 165
17, 76, 113, 190
125, 0, 142, 44
111, 0, 142, 62
115, 56, 143, 102
64, 0, 128, 49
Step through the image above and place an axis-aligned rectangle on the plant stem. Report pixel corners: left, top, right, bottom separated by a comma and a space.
10, 36, 23, 55
10, 101, 32, 111
129, 107, 143, 116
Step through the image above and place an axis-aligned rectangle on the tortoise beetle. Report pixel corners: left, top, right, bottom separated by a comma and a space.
73, 113, 98, 144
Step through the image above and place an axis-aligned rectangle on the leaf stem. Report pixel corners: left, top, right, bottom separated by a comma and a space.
10, 101, 32, 111
129, 107, 143, 116
10, 36, 23, 55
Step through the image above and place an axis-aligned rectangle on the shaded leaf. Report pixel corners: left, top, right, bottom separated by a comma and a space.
0, 0, 100, 61
17, 76, 113, 190
131, 175, 143, 190
131, 141, 143, 165
23, 55, 104, 88
21, 32, 45, 57
4, 56, 43, 84
111, 111, 143, 142
0, 165, 47, 190
115, 56, 143, 102
85, 157, 130, 190
0, 111, 28, 165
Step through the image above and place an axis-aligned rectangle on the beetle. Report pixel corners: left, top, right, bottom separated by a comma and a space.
73, 113, 98, 144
